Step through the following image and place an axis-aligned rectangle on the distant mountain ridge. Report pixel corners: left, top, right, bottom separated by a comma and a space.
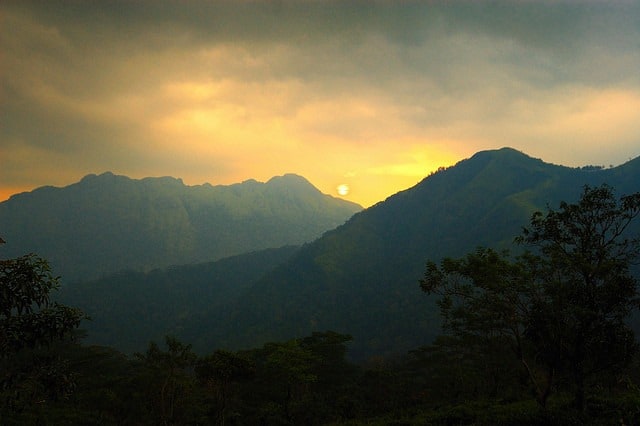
0, 172, 362, 281
212, 148, 640, 359
54, 148, 640, 359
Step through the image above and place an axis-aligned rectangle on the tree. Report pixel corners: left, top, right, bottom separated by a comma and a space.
298, 331, 358, 421
196, 350, 254, 426
260, 339, 319, 425
299, 331, 354, 388
135, 336, 199, 425
1, 253, 84, 355
421, 248, 551, 406
0, 248, 85, 413
518, 184, 640, 411
241, 332, 355, 425
421, 185, 640, 411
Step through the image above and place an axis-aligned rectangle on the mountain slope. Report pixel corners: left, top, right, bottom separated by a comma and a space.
57, 245, 300, 353
210, 148, 640, 360
0, 173, 361, 281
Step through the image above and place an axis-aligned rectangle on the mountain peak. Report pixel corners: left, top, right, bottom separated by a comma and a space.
467, 147, 539, 164
265, 174, 321, 194
266, 173, 313, 186
220, 148, 640, 360
80, 171, 116, 182
0, 171, 361, 281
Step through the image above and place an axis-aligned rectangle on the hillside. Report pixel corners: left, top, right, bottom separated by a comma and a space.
211, 148, 640, 360
0, 173, 361, 281
42, 148, 640, 359
57, 245, 299, 353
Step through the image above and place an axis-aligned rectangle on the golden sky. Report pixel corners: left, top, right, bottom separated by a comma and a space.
2, 1, 640, 207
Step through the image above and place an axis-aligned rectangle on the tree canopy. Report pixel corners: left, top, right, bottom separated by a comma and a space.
421, 184, 640, 411
1, 248, 86, 414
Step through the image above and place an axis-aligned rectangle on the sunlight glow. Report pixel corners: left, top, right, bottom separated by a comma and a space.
337, 184, 350, 196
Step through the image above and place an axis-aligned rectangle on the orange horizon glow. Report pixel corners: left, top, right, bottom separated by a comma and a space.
0, 186, 32, 203
0, 156, 457, 208
2, 2, 639, 210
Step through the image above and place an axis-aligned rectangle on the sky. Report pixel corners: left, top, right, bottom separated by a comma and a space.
2, 1, 639, 207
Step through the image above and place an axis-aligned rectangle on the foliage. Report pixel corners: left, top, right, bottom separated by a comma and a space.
421, 184, 640, 411
4, 330, 640, 425
420, 248, 554, 405
196, 350, 254, 426
1, 254, 84, 354
520, 184, 640, 410
134, 336, 199, 425
239, 331, 357, 425
405, 334, 524, 403
0, 251, 85, 417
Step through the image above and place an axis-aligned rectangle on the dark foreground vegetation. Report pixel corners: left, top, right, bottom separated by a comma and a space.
2, 184, 640, 425
6, 331, 640, 425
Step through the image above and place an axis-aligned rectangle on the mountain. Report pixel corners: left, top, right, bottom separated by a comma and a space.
207, 148, 640, 360
45, 148, 640, 359
0, 173, 362, 281
57, 245, 299, 353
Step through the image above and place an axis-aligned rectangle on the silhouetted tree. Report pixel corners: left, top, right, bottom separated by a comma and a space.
519, 184, 640, 411
135, 336, 198, 425
421, 185, 640, 411
0, 246, 85, 415
196, 349, 254, 426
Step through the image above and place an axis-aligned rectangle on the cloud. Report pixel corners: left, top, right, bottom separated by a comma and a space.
2, 1, 639, 206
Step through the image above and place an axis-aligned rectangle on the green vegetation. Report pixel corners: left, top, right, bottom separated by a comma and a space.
57, 246, 300, 353
422, 184, 640, 413
212, 149, 640, 360
29, 148, 640, 362
0, 250, 85, 421
2, 150, 640, 424
0, 173, 361, 281
3, 332, 640, 424
3, 183, 640, 424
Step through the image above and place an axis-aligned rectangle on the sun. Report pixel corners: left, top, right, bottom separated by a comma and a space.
337, 184, 350, 196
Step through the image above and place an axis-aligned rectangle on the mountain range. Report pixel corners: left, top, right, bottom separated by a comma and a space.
215, 147, 640, 359
8, 147, 640, 360
58, 245, 300, 352
0, 172, 362, 281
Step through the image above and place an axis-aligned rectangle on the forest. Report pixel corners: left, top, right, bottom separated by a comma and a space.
2, 184, 640, 425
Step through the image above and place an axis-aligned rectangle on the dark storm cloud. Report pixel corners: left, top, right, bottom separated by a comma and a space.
1, 0, 639, 205
6, 1, 638, 95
